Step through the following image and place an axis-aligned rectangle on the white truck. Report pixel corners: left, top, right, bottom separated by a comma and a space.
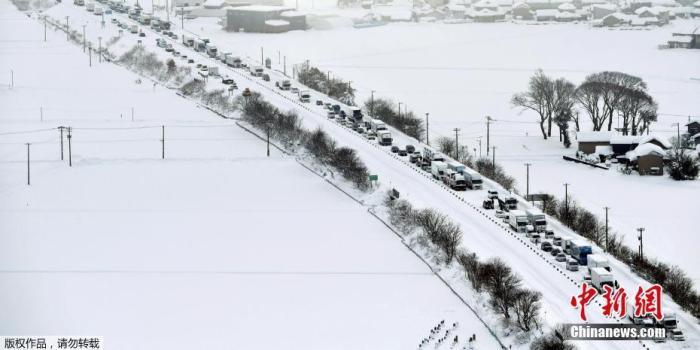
208, 66, 219, 76
205, 43, 217, 58
94, 6, 103, 15
590, 267, 615, 292
139, 13, 152, 25
130, 24, 138, 34
508, 210, 529, 233
276, 79, 291, 90
225, 56, 242, 68
378, 131, 392, 146
525, 207, 547, 232
86, 2, 95, 11
445, 172, 467, 191
587, 254, 611, 274
447, 161, 465, 175
430, 161, 447, 181
250, 66, 264, 77
369, 119, 388, 133
422, 147, 446, 163
463, 169, 483, 190
298, 90, 311, 103
182, 36, 194, 47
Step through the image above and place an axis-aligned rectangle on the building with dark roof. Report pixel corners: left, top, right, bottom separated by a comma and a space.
224, 5, 305, 32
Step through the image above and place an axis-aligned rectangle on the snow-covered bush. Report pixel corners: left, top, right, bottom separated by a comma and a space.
474, 158, 516, 190
667, 147, 699, 181
363, 98, 425, 140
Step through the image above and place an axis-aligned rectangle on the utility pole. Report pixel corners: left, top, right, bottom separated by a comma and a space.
10, 69, 13, 88
370, 90, 375, 116
425, 112, 430, 146
525, 163, 531, 200
89, 46, 92, 67
398, 102, 402, 119
40, 106, 43, 122
260, 47, 264, 66
67, 127, 73, 167
266, 125, 271, 157
283, 56, 286, 76
492, 146, 496, 171
486, 116, 492, 156
637, 227, 645, 261
181, 6, 184, 29
564, 183, 570, 223
58, 126, 65, 160
98, 37, 102, 63
131, 107, 134, 122
44, 16, 47, 42
477, 136, 482, 158
672, 122, 680, 147
604, 206, 610, 253
161, 125, 165, 159
26, 143, 30, 186
65, 16, 70, 41
82, 24, 86, 52
454, 128, 460, 160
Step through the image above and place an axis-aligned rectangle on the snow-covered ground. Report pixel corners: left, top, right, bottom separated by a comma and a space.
0, 3, 504, 349
4, 1, 700, 348
180, 13, 700, 281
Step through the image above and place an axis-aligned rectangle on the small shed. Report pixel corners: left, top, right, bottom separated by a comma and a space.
626, 143, 666, 175
576, 131, 612, 154
639, 134, 671, 150
601, 12, 630, 26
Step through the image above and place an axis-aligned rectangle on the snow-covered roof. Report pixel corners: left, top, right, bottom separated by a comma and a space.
280, 10, 305, 17
604, 12, 632, 21
265, 19, 289, 26
474, 8, 497, 15
582, 0, 608, 4
473, 0, 499, 8
527, 0, 569, 4
673, 25, 698, 35
536, 9, 560, 16
592, 3, 617, 10
694, 0, 700, 6
639, 134, 671, 148
558, 2, 576, 11
577, 131, 612, 142
373, 5, 413, 21
202, 0, 224, 8
669, 35, 693, 43
610, 135, 640, 144
595, 145, 614, 155
513, 1, 530, 9
627, 143, 666, 160
692, 133, 700, 140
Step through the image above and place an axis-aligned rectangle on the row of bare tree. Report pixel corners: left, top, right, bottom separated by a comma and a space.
297, 64, 356, 106
385, 197, 543, 334
512, 70, 658, 140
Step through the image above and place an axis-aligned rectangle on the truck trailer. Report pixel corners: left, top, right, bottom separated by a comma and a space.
378, 131, 392, 146
463, 169, 482, 190
570, 240, 593, 265
508, 210, 529, 233
590, 267, 615, 292
525, 208, 547, 232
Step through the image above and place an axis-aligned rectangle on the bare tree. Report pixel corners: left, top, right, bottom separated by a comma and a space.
511, 70, 554, 139
458, 251, 486, 292
513, 289, 542, 332
483, 258, 522, 318
576, 72, 647, 131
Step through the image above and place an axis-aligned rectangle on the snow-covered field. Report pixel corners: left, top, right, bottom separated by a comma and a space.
182, 13, 700, 281
0, 4, 504, 349
4, 1, 700, 348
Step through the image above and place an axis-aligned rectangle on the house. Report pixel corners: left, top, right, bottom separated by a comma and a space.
472, 0, 499, 11
512, 1, 534, 19
558, 2, 576, 12
535, 9, 560, 20
372, 5, 413, 22
639, 134, 671, 150
445, 3, 468, 18
556, 10, 582, 21
526, 0, 569, 10
670, 26, 700, 48
687, 121, 700, 136
668, 35, 693, 48
626, 143, 666, 175
601, 12, 631, 26
591, 3, 617, 19
472, 8, 505, 22
576, 131, 613, 154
